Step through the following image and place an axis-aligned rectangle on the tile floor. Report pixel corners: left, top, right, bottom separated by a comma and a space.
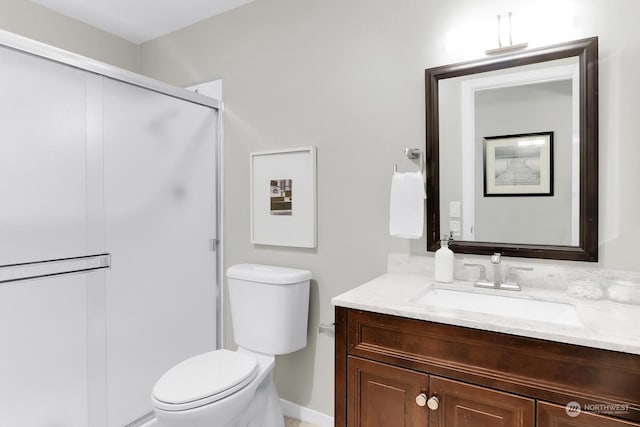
284, 416, 320, 427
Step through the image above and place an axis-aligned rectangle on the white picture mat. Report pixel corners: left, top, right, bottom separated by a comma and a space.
250, 147, 316, 247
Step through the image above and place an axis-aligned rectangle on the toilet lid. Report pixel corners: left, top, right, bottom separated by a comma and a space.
152, 349, 258, 405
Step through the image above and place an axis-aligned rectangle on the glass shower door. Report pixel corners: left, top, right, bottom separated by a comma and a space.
102, 77, 218, 426
0, 45, 104, 427
0, 41, 218, 427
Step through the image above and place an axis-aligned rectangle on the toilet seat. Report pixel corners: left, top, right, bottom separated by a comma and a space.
152, 349, 258, 412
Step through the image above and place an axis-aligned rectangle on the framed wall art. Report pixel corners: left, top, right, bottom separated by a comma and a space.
483, 132, 554, 197
250, 147, 317, 247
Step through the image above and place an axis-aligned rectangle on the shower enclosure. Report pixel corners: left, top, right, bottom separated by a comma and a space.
0, 31, 221, 427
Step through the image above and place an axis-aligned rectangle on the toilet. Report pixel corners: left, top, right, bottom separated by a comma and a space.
151, 263, 311, 427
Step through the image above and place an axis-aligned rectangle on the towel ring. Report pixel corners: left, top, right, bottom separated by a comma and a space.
394, 148, 424, 175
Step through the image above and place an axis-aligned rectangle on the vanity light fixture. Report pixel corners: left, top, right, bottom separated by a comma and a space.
485, 12, 528, 55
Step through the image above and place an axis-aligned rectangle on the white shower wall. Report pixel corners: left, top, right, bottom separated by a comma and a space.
0, 34, 219, 427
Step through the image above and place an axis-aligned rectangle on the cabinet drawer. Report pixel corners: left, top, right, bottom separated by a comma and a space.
347, 309, 640, 422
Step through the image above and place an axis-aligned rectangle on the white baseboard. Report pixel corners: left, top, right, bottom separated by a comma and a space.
137, 400, 333, 427
280, 399, 334, 427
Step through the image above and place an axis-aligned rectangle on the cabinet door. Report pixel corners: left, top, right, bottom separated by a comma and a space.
429, 376, 535, 427
538, 402, 640, 427
348, 356, 428, 427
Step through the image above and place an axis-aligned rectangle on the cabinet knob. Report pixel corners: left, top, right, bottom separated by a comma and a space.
415, 393, 427, 407
427, 396, 439, 410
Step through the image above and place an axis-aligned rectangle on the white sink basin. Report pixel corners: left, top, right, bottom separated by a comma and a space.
414, 287, 583, 327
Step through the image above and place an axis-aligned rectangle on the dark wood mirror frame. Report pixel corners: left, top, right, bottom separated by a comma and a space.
425, 37, 598, 261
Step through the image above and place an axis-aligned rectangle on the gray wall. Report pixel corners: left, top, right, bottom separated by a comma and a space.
138, 0, 640, 417
0, 0, 138, 71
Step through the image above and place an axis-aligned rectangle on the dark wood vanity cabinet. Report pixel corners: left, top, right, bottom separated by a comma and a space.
335, 307, 640, 427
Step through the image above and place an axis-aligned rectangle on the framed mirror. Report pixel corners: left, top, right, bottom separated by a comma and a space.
425, 37, 598, 261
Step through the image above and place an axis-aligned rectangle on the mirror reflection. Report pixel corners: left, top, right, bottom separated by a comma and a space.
438, 57, 579, 246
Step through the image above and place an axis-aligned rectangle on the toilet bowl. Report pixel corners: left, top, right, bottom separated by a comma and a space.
151, 264, 311, 427
152, 349, 282, 427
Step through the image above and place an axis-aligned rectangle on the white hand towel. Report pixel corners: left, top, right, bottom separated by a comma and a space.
389, 171, 426, 239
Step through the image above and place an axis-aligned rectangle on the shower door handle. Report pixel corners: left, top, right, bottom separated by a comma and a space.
0, 253, 111, 285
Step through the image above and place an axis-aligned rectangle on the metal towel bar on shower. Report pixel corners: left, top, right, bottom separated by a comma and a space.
0, 253, 111, 285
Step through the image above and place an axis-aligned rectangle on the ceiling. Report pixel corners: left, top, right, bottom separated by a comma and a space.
30, 0, 256, 44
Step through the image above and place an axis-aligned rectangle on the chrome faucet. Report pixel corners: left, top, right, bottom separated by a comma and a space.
464, 252, 532, 291
490, 252, 502, 287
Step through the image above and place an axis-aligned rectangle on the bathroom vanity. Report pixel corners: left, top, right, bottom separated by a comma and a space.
333, 274, 640, 427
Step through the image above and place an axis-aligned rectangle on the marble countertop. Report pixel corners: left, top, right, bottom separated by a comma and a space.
332, 273, 640, 356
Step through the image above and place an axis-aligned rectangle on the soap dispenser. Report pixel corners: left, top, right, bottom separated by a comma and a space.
434, 235, 454, 283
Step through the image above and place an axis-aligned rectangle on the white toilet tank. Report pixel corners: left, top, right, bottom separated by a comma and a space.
226, 264, 311, 355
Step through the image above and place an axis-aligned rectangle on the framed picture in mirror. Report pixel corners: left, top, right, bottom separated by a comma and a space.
483, 132, 553, 197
